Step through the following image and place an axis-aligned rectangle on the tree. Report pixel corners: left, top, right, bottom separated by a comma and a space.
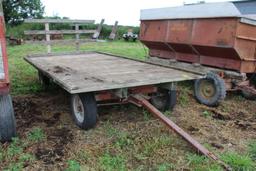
2, 0, 45, 25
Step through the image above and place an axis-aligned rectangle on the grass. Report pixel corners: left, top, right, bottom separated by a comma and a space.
248, 141, 256, 160
186, 153, 223, 171
27, 127, 46, 142
177, 82, 192, 107
99, 152, 127, 171
202, 110, 213, 118
0, 128, 45, 170
65, 160, 80, 171
157, 163, 176, 171
1, 134, 39, 170
221, 152, 255, 171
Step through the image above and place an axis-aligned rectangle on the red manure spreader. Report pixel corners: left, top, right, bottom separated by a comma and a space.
140, 0, 256, 106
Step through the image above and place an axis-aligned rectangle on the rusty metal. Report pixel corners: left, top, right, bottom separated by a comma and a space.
95, 86, 157, 102
237, 83, 256, 95
129, 94, 231, 170
0, 13, 9, 95
140, 1, 256, 73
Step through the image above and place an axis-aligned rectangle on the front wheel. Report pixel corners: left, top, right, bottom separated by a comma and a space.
0, 94, 16, 142
70, 93, 97, 130
150, 89, 177, 112
194, 72, 226, 107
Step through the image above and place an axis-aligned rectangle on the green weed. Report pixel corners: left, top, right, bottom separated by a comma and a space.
114, 132, 133, 149
178, 88, 191, 106
164, 111, 172, 117
27, 128, 45, 142
186, 153, 223, 171
157, 163, 175, 171
99, 152, 126, 171
143, 136, 172, 157
3, 138, 35, 171
103, 122, 133, 149
143, 109, 151, 121
221, 152, 255, 171
4, 162, 23, 171
248, 141, 256, 160
7, 138, 23, 158
65, 160, 80, 171
186, 153, 208, 165
202, 110, 212, 118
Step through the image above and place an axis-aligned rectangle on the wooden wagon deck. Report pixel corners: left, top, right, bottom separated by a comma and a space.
25, 52, 201, 94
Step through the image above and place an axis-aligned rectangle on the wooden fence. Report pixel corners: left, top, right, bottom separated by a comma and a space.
24, 19, 105, 53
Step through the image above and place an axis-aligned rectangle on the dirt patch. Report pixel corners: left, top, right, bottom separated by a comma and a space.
52, 66, 66, 74
35, 127, 73, 165
47, 66, 76, 74
13, 95, 66, 132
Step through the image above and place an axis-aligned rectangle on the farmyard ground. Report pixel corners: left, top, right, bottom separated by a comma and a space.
1, 41, 256, 170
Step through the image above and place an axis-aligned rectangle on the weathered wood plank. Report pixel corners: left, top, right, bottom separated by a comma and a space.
24, 19, 95, 24
75, 24, 80, 51
25, 52, 202, 94
24, 30, 96, 35
25, 39, 98, 45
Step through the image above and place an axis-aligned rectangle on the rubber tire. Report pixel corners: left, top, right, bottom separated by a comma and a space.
38, 71, 50, 88
194, 72, 226, 107
0, 94, 17, 143
70, 93, 97, 130
150, 89, 177, 112
241, 74, 256, 100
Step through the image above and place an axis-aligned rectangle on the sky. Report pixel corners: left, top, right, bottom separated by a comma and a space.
41, 0, 234, 26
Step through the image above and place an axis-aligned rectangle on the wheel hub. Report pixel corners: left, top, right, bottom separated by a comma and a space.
200, 80, 216, 99
73, 95, 85, 123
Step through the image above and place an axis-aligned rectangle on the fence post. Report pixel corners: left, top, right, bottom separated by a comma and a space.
109, 21, 118, 40
45, 23, 51, 53
75, 24, 80, 51
92, 19, 104, 39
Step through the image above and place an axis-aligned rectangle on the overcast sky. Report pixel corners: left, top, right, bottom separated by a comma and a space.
41, 0, 233, 26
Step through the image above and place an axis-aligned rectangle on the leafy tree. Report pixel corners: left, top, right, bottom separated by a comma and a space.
2, 0, 45, 25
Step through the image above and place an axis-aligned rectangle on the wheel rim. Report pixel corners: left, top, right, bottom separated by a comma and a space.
73, 95, 85, 123
199, 79, 216, 99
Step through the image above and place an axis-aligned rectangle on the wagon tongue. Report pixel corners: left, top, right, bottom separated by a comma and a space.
129, 94, 232, 171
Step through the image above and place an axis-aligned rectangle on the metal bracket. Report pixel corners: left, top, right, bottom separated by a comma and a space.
112, 88, 128, 98
158, 82, 177, 91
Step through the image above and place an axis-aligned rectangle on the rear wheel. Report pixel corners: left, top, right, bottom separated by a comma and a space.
241, 74, 256, 100
150, 89, 177, 111
194, 72, 226, 107
38, 71, 50, 88
70, 93, 97, 130
0, 94, 16, 143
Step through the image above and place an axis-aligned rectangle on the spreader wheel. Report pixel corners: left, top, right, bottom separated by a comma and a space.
0, 94, 16, 143
70, 93, 97, 130
150, 89, 177, 111
38, 71, 50, 88
194, 72, 226, 107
